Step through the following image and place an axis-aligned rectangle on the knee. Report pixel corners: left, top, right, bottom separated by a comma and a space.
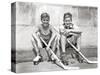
37, 40, 42, 48
32, 35, 42, 48
73, 34, 80, 39
61, 35, 66, 41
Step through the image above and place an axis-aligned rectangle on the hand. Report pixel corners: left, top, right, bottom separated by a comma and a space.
65, 29, 72, 33
62, 29, 71, 36
46, 45, 50, 50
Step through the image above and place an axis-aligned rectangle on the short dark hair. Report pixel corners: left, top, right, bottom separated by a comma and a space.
63, 12, 72, 21
41, 13, 50, 21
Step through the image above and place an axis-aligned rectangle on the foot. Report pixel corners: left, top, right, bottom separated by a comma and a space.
33, 55, 43, 65
51, 55, 56, 63
75, 54, 84, 63
47, 54, 56, 64
61, 52, 69, 65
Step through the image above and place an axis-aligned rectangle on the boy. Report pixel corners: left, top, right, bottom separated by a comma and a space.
32, 13, 58, 65
60, 12, 82, 65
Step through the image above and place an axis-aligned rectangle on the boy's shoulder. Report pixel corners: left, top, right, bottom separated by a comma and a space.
32, 25, 40, 32
36, 24, 42, 30
49, 24, 54, 29
73, 24, 79, 29
59, 25, 64, 29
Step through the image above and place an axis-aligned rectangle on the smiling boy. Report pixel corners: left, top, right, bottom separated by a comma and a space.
32, 13, 57, 65
60, 12, 82, 65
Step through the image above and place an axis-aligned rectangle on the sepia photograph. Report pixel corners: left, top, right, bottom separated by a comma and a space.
11, 2, 98, 73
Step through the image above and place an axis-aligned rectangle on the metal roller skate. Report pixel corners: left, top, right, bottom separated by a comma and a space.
33, 55, 43, 65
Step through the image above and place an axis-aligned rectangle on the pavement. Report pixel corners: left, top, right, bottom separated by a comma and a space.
16, 57, 97, 73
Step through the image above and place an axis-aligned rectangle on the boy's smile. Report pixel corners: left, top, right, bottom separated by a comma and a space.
64, 17, 72, 25
42, 17, 49, 27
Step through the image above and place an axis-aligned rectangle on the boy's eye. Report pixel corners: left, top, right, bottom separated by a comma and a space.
65, 20, 71, 22
64, 17, 71, 22
43, 19, 48, 21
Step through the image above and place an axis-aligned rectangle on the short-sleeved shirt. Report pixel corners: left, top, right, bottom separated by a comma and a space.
60, 23, 79, 30
59, 23, 80, 38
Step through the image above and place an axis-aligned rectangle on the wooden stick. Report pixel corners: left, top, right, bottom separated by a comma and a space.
67, 39, 97, 64
39, 36, 79, 70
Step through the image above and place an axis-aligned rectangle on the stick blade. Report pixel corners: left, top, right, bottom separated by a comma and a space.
86, 61, 97, 64
63, 66, 80, 70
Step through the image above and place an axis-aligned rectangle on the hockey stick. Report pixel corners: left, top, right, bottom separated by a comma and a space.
39, 36, 79, 70
67, 39, 97, 64
54, 27, 97, 64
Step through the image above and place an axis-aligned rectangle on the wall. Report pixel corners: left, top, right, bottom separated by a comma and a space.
12, 2, 97, 58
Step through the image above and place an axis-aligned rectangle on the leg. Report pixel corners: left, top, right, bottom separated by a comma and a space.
32, 33, 42, 55
60, 35, 69, 65
61, 35, 67, 53
50, 37, 61, 62
69, 34, 83, 63
44, 36, 57, 62
71, 33, 81, 50
32, 34, 43, 65
51, 37, 58, 52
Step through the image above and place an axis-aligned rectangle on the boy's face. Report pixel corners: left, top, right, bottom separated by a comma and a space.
42, 17, 49, 24
41, 17, 49, 27
64, 16, 72, 25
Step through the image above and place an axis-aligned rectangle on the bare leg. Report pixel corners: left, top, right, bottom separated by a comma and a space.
32, 33, 42, 56
69, 34, 82, 63
72, 33, 81, 50
51, 37, 57, 52
60, 35, 69, 65
44, 36, 58, 62
32, 34, 43, 65
77, 35, 81, 51
61, 35, 66, 53
60, 33, 81, 65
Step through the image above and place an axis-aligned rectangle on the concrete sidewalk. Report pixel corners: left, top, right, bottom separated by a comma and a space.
16, 57, 97, 73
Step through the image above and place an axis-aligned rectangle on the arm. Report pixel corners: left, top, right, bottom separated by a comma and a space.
31, 26, 41, 48
32, 26, 39, 39
46, 25, 57, 50
65, 25, 82, 35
